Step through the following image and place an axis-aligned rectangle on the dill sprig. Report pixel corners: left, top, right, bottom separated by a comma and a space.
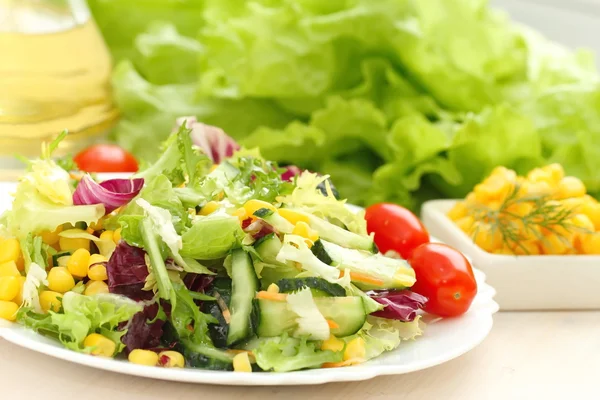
468, 183, 588, 255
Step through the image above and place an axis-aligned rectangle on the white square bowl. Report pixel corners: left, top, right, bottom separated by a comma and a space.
421, 199, 600, 310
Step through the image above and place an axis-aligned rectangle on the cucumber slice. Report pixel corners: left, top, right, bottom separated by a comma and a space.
276, 277, 345, 297
256, 296, 366, 338
227, 249, 259, 345
308, 214, 376, 253
254, 233, 282, 264
310, 240, 333, 265
253, 208, 295, 233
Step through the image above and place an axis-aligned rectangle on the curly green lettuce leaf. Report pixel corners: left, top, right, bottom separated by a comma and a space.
241, 122, 326, 169
356, 316, 424, 361
171, 283, 218, 345
392, 0, 526, 111
180, 214, 244, 260
433, 105, 543, 197
59, 229, 116, 259
21, 262, 48, 313
17, 292, 143, 354
87, 0, 205, 63
5, 178, 104, 238
279, 171, 367, 235
276, 235, 342, 283
110, 58, 294, 162
320, 240, 416, 290
286, 287, 330, 341
251, 334, 343, 372
139, 217, 177, 308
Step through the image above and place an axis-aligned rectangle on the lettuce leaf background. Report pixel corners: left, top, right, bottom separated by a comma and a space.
89, 0, 600, 209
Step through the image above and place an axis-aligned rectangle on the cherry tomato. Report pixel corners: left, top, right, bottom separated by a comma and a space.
365, 203, 430, 259
409, 243, 477, 317
74, 144, 139, 173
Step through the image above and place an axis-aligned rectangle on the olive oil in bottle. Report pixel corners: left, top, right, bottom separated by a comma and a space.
0, 0, 118, 174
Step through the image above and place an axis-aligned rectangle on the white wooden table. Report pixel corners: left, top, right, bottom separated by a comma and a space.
2, 312, 599, 400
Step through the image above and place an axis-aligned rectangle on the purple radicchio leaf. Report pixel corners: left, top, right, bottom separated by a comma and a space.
175, 116, 240, 164
106, 242, 153, 301
367, 290, 428, 322
73, 175, 143, 214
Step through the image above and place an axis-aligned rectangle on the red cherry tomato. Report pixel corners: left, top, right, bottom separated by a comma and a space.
365, 203, 430, 259
409, 243, 477, 317
74, 144, 139, 173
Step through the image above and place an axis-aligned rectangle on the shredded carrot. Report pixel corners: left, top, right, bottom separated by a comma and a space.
339, 271, 384, 286
322, 358, 365, 369
86, 227, 95, 234
326, 319, 340, 330
186, 324, 194, 332
255, 291, 288, 301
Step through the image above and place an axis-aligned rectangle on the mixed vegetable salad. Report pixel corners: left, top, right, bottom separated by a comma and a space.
0, 119, 479, 372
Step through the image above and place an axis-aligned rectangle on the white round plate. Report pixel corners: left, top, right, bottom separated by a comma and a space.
0, 182, 498, 386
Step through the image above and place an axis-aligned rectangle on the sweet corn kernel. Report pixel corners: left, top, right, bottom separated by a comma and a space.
292, 221, 319, 245
243, 199, 276, 216
493, 246, 515, 255
447, 202, 468, 221
199, 201, 220, 216
232, 207, 249, 223
278, 209, 310, 225
0, 300, 19, 321
321, 335, 345, 352
541, 163, 565, 183
505, 202, 534, 218
113, 228, 122, 244
84, 333, 116, 357
158, 351, 185, 368
39, 291, 63, 312
88, 253, 108, 267
471, 223, 503, 253
581, 233, 600, 255
557, 176, 586, 199
88, 265, 108, 281
47, 267, 75, 293
85, 280, 109, 296
570, 214, 595, 233
40, 225, 63, 246
343, 337, 366, 361
540, 234, 571, 255
233, 352, 252, 373
13, 276, 26, 304
15, 256, 24, 272
464, 192, 477, 204
99, 230, 114, 242
0, 276, 20, 301
0, 238, 21, 264
474, 176, 512, 202
266, 283, 280, 294
89, 219, 104, 231
67, 248, 91, 279
59, 236, 90, 252
129, 349, 159, 366
0, 261, 20, 277
525, 181, 553, 197
527, 168, 554, 185
580, 201, 600, 230
454, 216, 475, 233
512, 240, 541, 256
